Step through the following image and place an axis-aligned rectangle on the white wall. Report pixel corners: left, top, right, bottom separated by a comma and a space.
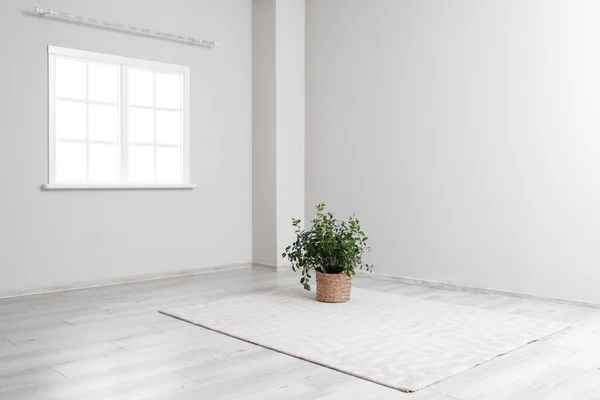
275, 0, 305, 266
306, 0, 600, 303
252, 0, 305, 267
252, 0, 278, 266
0, 0, 252, 292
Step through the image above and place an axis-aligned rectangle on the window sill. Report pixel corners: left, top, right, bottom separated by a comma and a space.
41, 183, 196, 190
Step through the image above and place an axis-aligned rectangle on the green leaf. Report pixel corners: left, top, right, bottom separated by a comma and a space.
284, 203, 373, 289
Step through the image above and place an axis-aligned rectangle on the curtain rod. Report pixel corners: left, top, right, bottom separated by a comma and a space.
32, 6, 220, 47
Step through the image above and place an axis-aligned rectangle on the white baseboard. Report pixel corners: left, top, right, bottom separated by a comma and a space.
357, 271, 600, 310
251, 262, 291, 272
0, 263, 251, 300
13, 262, 595, 310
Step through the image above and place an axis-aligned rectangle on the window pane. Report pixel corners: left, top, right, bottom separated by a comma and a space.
156, 147, 181, 182
156, 110, 181, 145
129, 145, 154, 182
56, 100, 86, 140
56, 58, 86, 99
89, 63, 119, 103
129, 107, 154, 143
89, 144, 119, 183
89, 104, 119, 142
155, 72, 182, 109
56, 142, 86, 182
129, 68, 153, 106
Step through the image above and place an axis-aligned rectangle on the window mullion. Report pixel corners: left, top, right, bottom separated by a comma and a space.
153, 72, 157, 182
85, 62, 90, 182
48, 54, 57, 184
183, 72, 190, 184
121, 65, 129, 184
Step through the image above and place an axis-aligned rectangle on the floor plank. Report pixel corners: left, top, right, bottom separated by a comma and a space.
0, 366, 65, 389
57, 372, 199, 400
0, 337, 15, 349
0, 267, 599, 399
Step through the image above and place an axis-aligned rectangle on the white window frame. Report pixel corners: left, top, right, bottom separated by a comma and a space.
43, 45, 194, 190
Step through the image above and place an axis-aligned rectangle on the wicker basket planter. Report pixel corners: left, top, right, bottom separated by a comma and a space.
315, 271, 352, 303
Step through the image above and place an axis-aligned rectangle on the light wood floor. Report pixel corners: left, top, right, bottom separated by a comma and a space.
1, 267, 600, 399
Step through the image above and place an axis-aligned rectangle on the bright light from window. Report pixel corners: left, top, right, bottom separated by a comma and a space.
48, 46, 190, 187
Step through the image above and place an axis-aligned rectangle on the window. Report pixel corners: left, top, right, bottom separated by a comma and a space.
44, 46, 193, 189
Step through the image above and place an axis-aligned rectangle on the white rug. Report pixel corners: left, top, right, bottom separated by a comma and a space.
160, 287, 569, 392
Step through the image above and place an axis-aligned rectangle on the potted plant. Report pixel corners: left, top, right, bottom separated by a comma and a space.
282, 203, 372, 303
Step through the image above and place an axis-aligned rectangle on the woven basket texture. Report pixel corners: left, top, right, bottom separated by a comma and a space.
315, 271, 352, 303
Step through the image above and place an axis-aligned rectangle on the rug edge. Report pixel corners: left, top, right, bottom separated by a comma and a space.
414, 324, 572, 392
158, 302, 571, 393
159, 309, 414, 393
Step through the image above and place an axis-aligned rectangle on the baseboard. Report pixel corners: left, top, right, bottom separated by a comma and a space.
252, 262, 291, 272
357, 271, 600, 310
0, 263, 251, 299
